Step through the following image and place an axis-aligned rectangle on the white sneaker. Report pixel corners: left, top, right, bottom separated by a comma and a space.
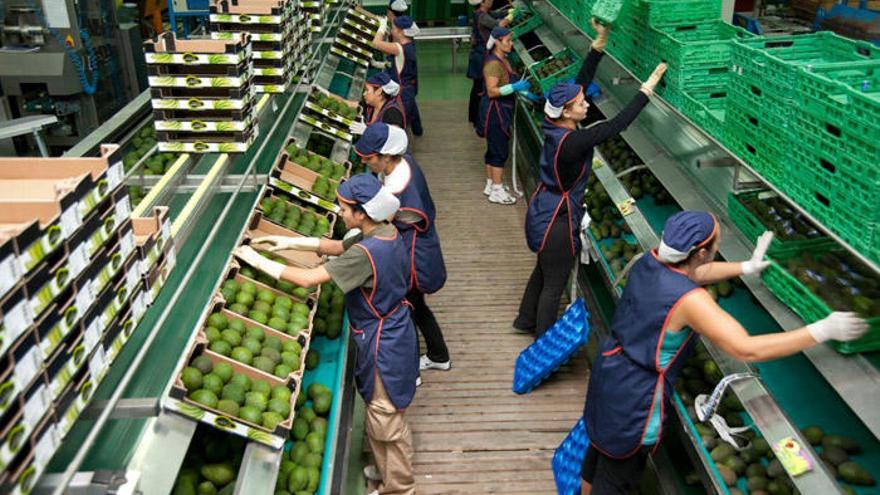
367, 491, 379, 495
420, 354, 451, 371
488, 185, 517, 204
483, 179, 492, 196
416, 376, 422, 387
363, 465, 382, 481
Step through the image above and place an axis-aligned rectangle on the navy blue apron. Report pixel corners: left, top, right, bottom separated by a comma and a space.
525, 119, 591, 253
475, 52, 518, 138
366, 96, 407, 129
345, 229, 419, 409
467, 10, 490, 80
387, 41, 419, 120
584, 251, 701, 458
389, 154, 447, 294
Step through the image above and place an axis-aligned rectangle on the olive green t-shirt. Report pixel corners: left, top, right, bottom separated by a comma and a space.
483, 60, 510, 86
324, 223, 397, 294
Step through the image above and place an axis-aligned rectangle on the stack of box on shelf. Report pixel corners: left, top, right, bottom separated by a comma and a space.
145, 32, 259, 154
724, 32, 880, 263
209, 0, 309, 94
301, 0, 326, 34
331, 7, 382, 67
0, 146, 176, 495
269, 138, 353, 212
298, 87, 358, 143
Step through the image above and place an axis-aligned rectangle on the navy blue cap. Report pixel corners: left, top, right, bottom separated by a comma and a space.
354, 122, 408, 157
336, 173, 383, 205
366, 72, 392, 87
547, 82, 583, 108
661, 211, 718, 255
490, 26, 511, 39
394, 15, 414, 29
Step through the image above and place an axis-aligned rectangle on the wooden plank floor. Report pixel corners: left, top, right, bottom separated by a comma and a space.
403, 100, 590, 494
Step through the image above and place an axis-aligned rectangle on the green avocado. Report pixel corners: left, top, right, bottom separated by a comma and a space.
838, 461, 875, 486
239, 405, 262, 424
200, 463, 236, 486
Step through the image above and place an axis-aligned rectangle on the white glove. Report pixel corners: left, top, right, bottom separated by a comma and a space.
233, 246, 285, 280
807, 312, 869, 343
376, 20, 388, 38
579, 211, 598, 264
370, 59, 388, 70
741, 231, 774, 275
251, 235, 320, 252
349, 119, 367, 135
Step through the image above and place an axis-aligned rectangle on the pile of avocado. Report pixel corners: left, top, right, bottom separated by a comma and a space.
285, 143, 348, 181
740, 195, 823, 241
677, 345, 875, 494
275, 383, 334, 495
203, 310, 304, 378
261, 196, 331, 237
123, 126, 158, 170
313, 282, 345, 339
172, 428, 243, 495
310, 175, 337, 200
534, 53, 574, 79
182, 354, 294, 430
313, 94, 358, 120
217, 279, 313, 337
782, 251, 879, 318
235, 264, 311, 300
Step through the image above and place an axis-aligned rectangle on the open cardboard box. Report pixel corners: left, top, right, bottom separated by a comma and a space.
244, 211, 324, 268
210, 0, 291, 15
199, 296, 310, 382
0, 193, 81, 275
24, 247, 71, 319
224, 260, 318, 304
257, 188, 337, 239
1, 284, 33, 357
270, 153, 340, 202
167, 340, 302, 449
144, 31, 249, 55
283, 137, 352, 179
133, 206, 172, 265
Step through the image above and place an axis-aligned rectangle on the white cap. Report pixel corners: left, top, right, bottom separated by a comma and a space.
544, 99, 564, 118
363, 187, 401, 221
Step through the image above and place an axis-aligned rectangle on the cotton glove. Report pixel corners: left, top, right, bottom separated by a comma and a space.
376, 19, 388, 38
579, 211, 598, 264
807, 312, 869, 343
741, 231, 774, 275
343, 228, 362, 241
251, 235, 320, 252
349, 118, 367, 135
234, 246, 285, 280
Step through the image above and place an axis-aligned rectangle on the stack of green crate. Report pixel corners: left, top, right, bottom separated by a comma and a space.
725, 32, 880, 263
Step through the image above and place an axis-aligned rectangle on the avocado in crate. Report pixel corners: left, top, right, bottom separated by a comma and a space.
311, 93, 358, 120
284, 142, 348, 181
260, 195, 333, 237
529, 48, 581, 93
763, 247, 880, 353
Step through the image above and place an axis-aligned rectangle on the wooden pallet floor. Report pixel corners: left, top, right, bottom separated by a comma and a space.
401, 100, 590, 494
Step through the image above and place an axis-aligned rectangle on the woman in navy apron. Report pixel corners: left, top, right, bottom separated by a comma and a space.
372, 16, 423, 136
514, 19, 666, 335
235, 174, 419, 495
476, 27, 538, 205
581, 211, 868, 494
336, 72, 407, 136
466, 0, 512, 126
355, 123, 452, 378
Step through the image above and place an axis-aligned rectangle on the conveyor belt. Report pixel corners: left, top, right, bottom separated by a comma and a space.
402, 101, 589, 494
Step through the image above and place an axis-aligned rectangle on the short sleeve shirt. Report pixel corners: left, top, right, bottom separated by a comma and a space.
324, 223, 397, 294
483, 60, 509, 86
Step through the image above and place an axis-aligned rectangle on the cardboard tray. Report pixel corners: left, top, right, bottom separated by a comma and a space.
257, 188, 338, 239
270, 152, 341, 202
283, 137, 353, 179
0, 328, 43, 424
243, 212, 325, 269
0, 285, 33, 357
143, 32, 251, 64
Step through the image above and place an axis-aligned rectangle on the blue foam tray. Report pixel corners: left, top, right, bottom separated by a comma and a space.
512, 298, 590, 394
552, 417, 590, 495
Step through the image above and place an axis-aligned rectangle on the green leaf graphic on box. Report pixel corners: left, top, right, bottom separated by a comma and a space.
214, 100, 234, 110
155, 99, 178, 109
150, 53, 174, 64
163, 142, 185, 152
258, 15, 274, 23
247, 428, 273, 443
208, 54, 229, 64
218, 143, 241, 153
215, 14, 232, 22
152, 76, 175, 86
177, 402, 206, 420
161, 121, 183, 131
215, 32, 234, 40
216, 122, 236, 132
211, 78, 233, 88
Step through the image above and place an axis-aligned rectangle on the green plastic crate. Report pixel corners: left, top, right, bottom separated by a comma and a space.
727, 190, 836, 257
680, 86, 727, 139
793, 111, 879, 177
653, 21, 753, 68
762, 249, 880, 354
591, 0, 623, 25
725, 103, 789, 184
633, 0, 722, 27
727, 74, 794, 128
795, 61, 880, 136
511, 9, 542, 39
527, 47, 582, 93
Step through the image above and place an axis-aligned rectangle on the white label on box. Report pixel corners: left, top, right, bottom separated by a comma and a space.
60, 205, 82, 238
88, 346, 106, 379
68, 243, 90, 278
125, 267, 140, 293
115, 197, 132, 224
120, 231, 135, 258
75, 284, 94, 313
34, 423, 60, 464
14, 346, 41, 390
161, 220, 171, 241
0, 255, 22, 296
132, 293, 146, 321
23, 385, 49, 430
108, 161, 124, 188
5, 299, 32, 341
84, 318, 102, 352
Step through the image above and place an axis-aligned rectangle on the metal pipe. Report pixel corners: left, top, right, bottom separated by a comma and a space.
48, 8, 345, 491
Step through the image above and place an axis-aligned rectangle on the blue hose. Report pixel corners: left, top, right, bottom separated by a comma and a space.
26, 0, 99, 94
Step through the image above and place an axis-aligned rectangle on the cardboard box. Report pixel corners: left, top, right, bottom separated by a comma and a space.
133, 206, 172, 272
257, 188, 338, 239
34, 289, 81, 360
244, 211, 324, 268
269, 152, 342, 213
144, 248, 176, 305
0, 193, 82, 275
53, 363, 94, 438
0, 236, 24, 302
24, 248, 71, 318
0, 284, 32, 356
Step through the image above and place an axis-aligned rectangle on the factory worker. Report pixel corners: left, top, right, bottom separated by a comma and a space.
373, 15, 424, 136
581, 211, 868, 495
476, 27, 539, 205
234, 174, 418, 495
347, 72, 407, 135
355, 123, 451, 378
466, 0, 513, 126
514, 18, 666, 335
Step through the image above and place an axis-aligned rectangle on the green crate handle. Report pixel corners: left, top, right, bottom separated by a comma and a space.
0, 382, 14, 408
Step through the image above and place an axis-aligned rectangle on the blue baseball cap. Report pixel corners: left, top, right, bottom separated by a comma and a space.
658, 211, 719, 262
354, 122, 408, 157
394, 15, 414, 29
544, 82, 583, 118
336, 173, 400, 221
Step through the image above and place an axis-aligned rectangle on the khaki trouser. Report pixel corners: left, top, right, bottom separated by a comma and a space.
365, 377, 416, 495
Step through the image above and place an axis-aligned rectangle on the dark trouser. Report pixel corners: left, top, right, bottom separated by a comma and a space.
468, 78, 482, 124
514, 214, 576, 335
407, 289, 449, 363
581, 445, 650, 494
484, 112, 511, 168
